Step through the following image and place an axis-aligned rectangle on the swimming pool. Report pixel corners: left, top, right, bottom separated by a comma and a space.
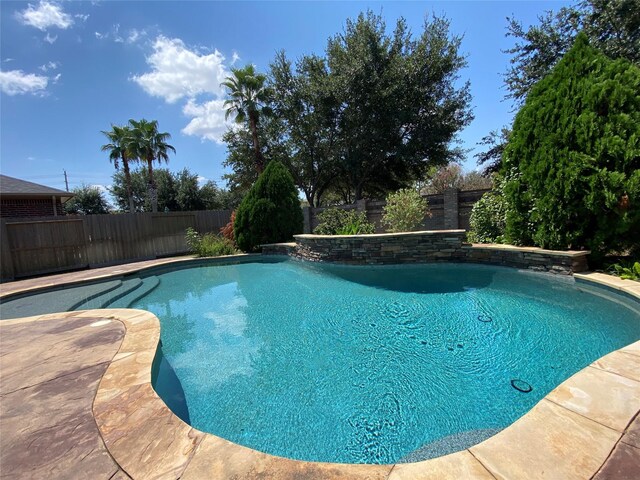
2, 258, 639, 464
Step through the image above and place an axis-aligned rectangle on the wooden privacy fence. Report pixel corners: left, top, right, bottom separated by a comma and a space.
305, 188, 490, 234
0, 210, 231, 280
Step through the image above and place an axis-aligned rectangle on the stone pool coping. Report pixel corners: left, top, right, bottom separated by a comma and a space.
1, 256, 639, 478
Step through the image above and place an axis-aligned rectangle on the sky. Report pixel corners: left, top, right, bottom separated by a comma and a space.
0, 0, 572, 195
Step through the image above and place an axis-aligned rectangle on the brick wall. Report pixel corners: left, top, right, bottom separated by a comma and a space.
1, 199, 64, 218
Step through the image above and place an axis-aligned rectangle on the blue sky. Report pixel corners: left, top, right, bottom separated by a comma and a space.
0, 1, 571, 194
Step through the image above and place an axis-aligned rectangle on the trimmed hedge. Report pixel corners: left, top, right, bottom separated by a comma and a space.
503, 33, 640, 256
234, 161, 303, 252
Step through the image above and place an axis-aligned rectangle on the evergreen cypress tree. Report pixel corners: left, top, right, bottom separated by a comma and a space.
503, 33, 640, 257
234, 161, 303, 252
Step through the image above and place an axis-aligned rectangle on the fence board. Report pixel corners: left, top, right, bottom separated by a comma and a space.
0, 210, 233, 280
194, 210, 231, 234
306, 189, 487, 234
0, 220, 14, 280
5, 218, 87, 277
152, 213, 195, 257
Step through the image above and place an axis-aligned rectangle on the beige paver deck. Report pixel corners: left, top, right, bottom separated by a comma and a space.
0, 313, 129, 479
0, 256, 639, 478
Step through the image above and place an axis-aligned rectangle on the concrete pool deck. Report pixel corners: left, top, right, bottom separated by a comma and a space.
0, 257, 639, 479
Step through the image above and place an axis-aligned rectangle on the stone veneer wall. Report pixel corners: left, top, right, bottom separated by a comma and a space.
260, 242, 296, 256
293, 230, 467, 265
262, 232, 590, 274
462, 244, 589, 274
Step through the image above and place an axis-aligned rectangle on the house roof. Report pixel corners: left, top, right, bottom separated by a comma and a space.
0, 174, 72, 197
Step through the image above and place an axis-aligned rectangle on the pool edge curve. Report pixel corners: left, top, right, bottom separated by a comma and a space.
1, 257, 638, 479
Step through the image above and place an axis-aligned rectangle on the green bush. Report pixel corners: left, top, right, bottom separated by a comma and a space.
185, 227, 237, 257
64, 185, 111, 215
313, 208, 375, 235
468, 177, 508, 243
502, 33, 640, 256
234, 161, 303, 252
382, 188, 429, 233
607, 261, 640, 281
185, 227, 201, 253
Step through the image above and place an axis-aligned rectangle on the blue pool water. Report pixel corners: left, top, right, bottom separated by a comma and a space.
1, 258, 638, 463
124, 260, 639, 464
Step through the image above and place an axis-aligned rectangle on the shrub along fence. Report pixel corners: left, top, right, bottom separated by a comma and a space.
305, 188, 489, 233
0, 210, 231, 280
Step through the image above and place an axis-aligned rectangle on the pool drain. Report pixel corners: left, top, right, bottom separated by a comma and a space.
511, 379, 532, 393
477, 314, 492, 323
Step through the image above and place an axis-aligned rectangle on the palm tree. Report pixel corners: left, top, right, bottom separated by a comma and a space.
222, 64, 272, 174
101, 125, 136, 213
128, 119, 176, 213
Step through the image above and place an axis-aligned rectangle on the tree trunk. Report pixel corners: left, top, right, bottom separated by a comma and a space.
147, 157, 158, 213
122, 156, 135, 213
354, 182, 363, 202
249, 113, 264, 174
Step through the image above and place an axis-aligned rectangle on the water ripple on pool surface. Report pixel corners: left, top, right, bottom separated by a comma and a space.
121, 261, 639, 464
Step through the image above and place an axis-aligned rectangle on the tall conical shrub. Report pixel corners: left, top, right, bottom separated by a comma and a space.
503, 33, 640, 256
234, 161, 303, 252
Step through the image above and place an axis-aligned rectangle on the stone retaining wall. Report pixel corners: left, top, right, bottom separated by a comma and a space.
463, 244, 589, 274
262, 232, 590, 274
293, 230, 467, 264
261, 242, 296, 256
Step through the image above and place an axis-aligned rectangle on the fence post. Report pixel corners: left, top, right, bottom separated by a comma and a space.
443, 188, 459, 229
302, 206, 311, 234
356, 198, 368, 212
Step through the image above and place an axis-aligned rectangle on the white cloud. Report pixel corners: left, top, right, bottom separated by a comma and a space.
132, 35, 229, 103
0, 69, 49, 96
39, 61, 60, 72
17, 1, 73, 31
44, 32, 58, 44
112, 24, 124, 43
96, 24, 133, 43
132, 35, 240, 143
3, 58, 15, 63
75, 13, 89, 22
231, 51, 240, 65
181, 99, 230, 144
127, 28, 146, 44
51, 73, 61, 83
95, 25, 146, 44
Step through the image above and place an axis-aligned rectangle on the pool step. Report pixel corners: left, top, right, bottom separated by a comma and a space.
1, 280, 123, 320
107, 276, 160, 308
72, 278, 142, 310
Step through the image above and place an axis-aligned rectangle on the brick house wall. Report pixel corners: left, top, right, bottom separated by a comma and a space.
1, 198, 65, 218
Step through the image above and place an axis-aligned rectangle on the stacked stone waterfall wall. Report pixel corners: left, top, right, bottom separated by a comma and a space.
261, 231, 590, 274
293, 231, 467, 265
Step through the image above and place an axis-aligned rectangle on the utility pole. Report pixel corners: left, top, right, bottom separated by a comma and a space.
63, 170, 69, 191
